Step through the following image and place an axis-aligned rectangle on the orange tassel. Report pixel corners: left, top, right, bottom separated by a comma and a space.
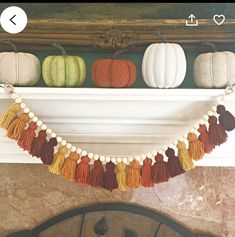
198, 124, 215, 153
116, 162, 127, 191
75, 155, 90, 185
89, 159, 104, 188
127, 159, 141, 188
6, 113, 30, 140
187, 132, 205, 161
141, 157, 153, 187
61, 152, 80, 182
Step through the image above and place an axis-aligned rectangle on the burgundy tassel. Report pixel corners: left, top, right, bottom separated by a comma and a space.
40, 137, 58, 165
75, 155, 90, 185
198, 124, 215, 153
151, 153, 170, 184
217, 104, 235, 131
166, 148, 184, 178
17, 122, 37, 152
104, 161, 118, 191
141, 157, 154, 187
29, 130, 47, 158
89, 159, 104, 188
208, 115, 228, 146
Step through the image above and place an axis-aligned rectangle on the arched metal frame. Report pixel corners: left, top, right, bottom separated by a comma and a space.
6, 203, 216, 237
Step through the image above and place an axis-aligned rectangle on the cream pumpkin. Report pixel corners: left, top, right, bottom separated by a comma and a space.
0, 52, 41, 86
193, 51, 235, 88
142, 43, 187, 88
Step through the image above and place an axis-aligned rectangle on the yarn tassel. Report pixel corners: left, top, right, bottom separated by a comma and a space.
61, 151, 80, 181
208, 115, 228, 146
104, 161, 118, 191
151, 153, 170, 184
116, 162, 127, 192
89, 159, 104, 188
141, 157, 153, 187
187, 132, 205, 161
48, 146, 68, 175
217, 104, 235, 131
17, 122, 37, 152
0, 103, 21, 129
29, 130, 47, 158
40, 137, 58, 165
177, 141, 195, 171
127, 159, 141, 188
6, 113, 30, 140
198, 124, 215, 153
75, 155, 90, 185
166, 148, 184, 178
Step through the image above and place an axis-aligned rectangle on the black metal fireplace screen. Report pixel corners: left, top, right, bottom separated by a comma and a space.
6, 203, 215, 237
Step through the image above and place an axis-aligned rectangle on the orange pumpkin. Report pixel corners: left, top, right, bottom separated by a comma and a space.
92, 59, 137, 88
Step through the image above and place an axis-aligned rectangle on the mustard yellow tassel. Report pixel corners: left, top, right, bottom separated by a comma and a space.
177, 141, 195, 171
0, 103, 21, 129
187, 132, 205, 161
127, 159, 141, 188
48, 146, 68, 175
116, 162, 127, 192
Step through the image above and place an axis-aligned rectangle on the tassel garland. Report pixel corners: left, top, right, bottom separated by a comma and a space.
103, 161, 118, 191
217, 105, 235, 131
75, 155, 90, 185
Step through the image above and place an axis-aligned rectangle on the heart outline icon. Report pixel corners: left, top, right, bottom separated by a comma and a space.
213, 14, 225, 25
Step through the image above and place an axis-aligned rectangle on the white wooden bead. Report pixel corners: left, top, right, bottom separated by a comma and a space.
190, 128, 195, 133
158, 148, 164, 154
61, 140, 67, 146
152, 150, 157, 156
208, 110, 214, 116
15, 98, 22, 103
20, 103, 26, 109
162, 145, 168, 151
105, 156, 111, 162
136, 156, 141, 161
179, 137, 184, 142
28, 112, 34, 118
66, 143, 72, 149
211, 106, 217, 112
88, 153, 94, 159
56, 136, 62, 143
11, 93, 18, 99
199, 119, 204, 125
169, 144, 175, 149
111, 157, 116, 163
194, 124, 200, 130
128, 156, 133, 162
71, 146, 77, 152
94, 154, 99, 160
51, 132, 56, 138
41, 124, 47, 130
147, 153, 152, 158
32, 116, 38, 122
76, 148, 82, 154
141, 154, 146, 160
203, 115, 209, 121
46, 129, 52, 134
100, 156, 105, 162
123, 158, 128, 164
81, 150, 87, 156
23, 107, 30, 113
173, 140, 178, 146
117, 157, 122, 163
36, 120, 43, 127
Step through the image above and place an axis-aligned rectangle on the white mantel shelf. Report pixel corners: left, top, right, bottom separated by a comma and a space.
0, 87, 235, 167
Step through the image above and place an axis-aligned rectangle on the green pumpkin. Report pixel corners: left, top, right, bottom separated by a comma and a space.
42, 55, 86, 87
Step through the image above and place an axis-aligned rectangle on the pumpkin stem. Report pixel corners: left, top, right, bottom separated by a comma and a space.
202, 41, 217, 52
155, 32, 166, 43
0, 40, 18, 52
51, 42, 67, 55
114, 49, 128, 58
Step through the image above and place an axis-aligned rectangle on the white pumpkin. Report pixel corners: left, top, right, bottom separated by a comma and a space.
193, 51, 235, 88
0, 52, 41, 86
142, 43, 186, 88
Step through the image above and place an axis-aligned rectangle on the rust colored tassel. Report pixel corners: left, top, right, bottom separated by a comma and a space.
187, 132, 205, 161
166, 148, 184, 178
217, 104, 235, 131
89, 159, 104, 188
0, 103, 21, 129
104, 161, 118, 191
75, 155, 90, 185
208, 115, 228, 146
30, 130, 47, 158
48, 146, 68, 175
6, 113, 30, 140
177, 141, 195, 171
127, 159, 141, 188
116, 162, 127, 192
198, 124, 215, 153
61, 152, 80, 181
17, 122, 37, 152
151, 153, 170, 184
40, 137, 58, 165
141, 157, 154, 187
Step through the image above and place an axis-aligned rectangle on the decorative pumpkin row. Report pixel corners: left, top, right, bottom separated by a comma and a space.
0, 84, 234, 192
0, 41, 234, 89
